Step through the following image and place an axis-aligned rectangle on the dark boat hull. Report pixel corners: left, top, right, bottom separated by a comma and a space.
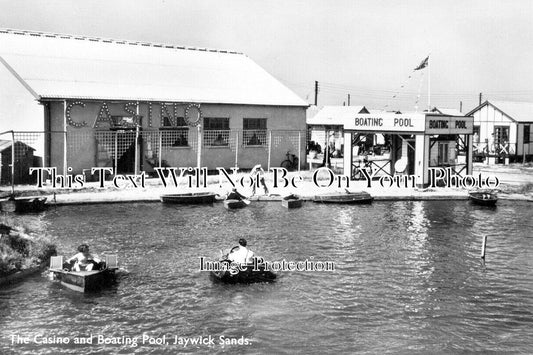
224, 199, 246, 209
160, 193, 216, 204
282, 198, 302, 209
0, 197, 48, 213
50, 269, 116, 292
313, 192, 373, 204
210, 263, 276, 284
469, 192, 498, 206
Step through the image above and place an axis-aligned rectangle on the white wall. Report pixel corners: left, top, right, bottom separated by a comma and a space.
473, 104, 515, 145
0, 62, 45, 159
0, 61, 43, 133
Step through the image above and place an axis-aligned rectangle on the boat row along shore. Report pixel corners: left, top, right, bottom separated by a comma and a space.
1, 164, 532, 207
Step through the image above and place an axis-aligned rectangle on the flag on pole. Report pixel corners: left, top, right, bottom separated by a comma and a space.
414, 56, 429, 71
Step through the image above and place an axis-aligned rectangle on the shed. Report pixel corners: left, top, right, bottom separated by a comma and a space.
0, 140, 38, 185
466, 100, 533, 163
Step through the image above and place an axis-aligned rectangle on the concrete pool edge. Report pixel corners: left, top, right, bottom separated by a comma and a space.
30, 190, 533, 206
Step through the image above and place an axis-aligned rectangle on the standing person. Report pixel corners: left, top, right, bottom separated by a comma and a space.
488, 133, 495, 154
250, 164, 269, 196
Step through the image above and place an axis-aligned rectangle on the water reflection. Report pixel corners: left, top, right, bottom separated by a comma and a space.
0, 201, 532, 354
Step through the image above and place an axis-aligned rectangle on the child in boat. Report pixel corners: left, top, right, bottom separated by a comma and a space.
227, 238, 254, 265
66, 244, 102, 271
226, 188, 247, 201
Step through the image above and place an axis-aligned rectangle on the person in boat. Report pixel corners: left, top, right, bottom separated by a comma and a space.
66, 244, 102, 271
283, 193, 298, 200
227, 238, 254, 265
250, 164, 269, 196
226, 187, 247, 201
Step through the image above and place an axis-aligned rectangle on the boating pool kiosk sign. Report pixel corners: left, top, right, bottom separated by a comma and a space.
425, 114, 474, 134
345, 113, 473, 134
346, 113, 426, 132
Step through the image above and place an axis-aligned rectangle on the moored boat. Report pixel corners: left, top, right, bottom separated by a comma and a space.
313, 191, 373, 204
48, 255, 118, 292
224, 199, 247, 209
209, 260, 276, 284
160, 192, 216, 204
282, 194, 302, 209
0, 196, 48, 213
469, 191, 498, 206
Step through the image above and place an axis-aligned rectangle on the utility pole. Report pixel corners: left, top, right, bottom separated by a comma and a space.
314, 81, 318, 106
348, 94, 351, 106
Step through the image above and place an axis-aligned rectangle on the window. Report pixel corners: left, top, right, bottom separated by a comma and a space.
525, 125, 531, 144
162, 116, 187, 128
494, 126, 509, 144
160, 116, 188, 147
204, 117, 229, 130
204, 117, 230, 146
437, 142, 449, 165
243, 118, 267, 146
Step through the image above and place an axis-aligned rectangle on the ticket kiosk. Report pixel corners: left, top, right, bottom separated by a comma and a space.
340, 112, 473, 187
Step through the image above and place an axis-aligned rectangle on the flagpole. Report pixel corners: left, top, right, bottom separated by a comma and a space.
427, 55, 431, 111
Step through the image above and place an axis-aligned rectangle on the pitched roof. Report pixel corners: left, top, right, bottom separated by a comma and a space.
307, 105, 369, 125
0, 139, 35, 152
467, 100, 533, 123
431, 107, 464, 116
306, 105, 321, 119
0, 29, 307, 107
0, 140, 11, 151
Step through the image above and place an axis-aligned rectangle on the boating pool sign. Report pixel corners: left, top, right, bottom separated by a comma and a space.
344, 113, 426, 132
344, 113, 473, 134
425, 115, 474, 135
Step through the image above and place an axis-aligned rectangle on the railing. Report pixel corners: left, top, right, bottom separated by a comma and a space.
159, 128, 189, 147
242, 129, 267, 147
351, 157, 392, 180
473, 142, 517, 157
0, 129, 306, 185
204, 129, 230, 147
0, 130, 54, 187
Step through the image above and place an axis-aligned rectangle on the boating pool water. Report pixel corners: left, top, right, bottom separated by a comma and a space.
1, 200, 532, 354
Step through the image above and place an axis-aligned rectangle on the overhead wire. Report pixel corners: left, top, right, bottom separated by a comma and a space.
279, 78, 532, 108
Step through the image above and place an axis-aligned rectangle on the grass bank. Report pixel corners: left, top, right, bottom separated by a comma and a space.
0, 216, 56, 279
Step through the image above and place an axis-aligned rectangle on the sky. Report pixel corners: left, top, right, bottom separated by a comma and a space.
0, 0, 532, 115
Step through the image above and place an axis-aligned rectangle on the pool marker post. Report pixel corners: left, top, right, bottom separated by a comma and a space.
480, 235, 487, 259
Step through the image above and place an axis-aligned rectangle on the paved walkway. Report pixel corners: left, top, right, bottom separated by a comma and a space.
2, 163, 532, 205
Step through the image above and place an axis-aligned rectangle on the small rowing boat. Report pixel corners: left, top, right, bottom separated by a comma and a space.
224, 199, 247, 209
282, 194, 302, 209
48, 255, 118, 292
469, 191, 498, 206
313, 191, 373, 204
222, 189, 250, 209
210, 260, 276, 284
160, 192, 216, 204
